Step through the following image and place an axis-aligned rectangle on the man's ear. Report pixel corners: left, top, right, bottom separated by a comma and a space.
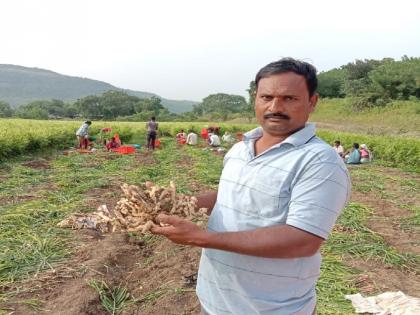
309, 93, 318, 112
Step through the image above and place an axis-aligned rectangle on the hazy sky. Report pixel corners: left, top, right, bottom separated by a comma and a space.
1, 0, 419, 101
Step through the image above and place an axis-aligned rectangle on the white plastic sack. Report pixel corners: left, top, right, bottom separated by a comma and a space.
345, 291, 420, 315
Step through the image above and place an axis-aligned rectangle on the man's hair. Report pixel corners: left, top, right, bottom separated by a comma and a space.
335, 140, 341, 145
353, 143, 360, 149
151, 116, 155, 121
85, 121, 92, 125
255, 57, 318, 96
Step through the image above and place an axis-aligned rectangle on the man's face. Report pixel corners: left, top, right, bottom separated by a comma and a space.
255, 72, 318, 139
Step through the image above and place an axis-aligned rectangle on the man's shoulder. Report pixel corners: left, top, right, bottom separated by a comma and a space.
301, 137, 345, 164
226, 141, 246, 157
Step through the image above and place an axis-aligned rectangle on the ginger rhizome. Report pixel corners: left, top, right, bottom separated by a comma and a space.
58, 181, 207, 233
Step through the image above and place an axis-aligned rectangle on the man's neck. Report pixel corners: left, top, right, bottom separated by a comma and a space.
254, 125, 305, 156
255, 134, 287, 156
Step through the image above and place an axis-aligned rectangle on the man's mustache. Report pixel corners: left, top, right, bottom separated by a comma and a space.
263, 112, 290, 120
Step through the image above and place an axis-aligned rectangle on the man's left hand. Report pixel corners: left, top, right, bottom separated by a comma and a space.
151, 214, 209, 247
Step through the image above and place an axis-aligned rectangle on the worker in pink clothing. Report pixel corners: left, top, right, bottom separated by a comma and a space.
360, 144, 371, 163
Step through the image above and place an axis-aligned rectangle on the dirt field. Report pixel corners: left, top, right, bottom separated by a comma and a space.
1, 144, 418, 315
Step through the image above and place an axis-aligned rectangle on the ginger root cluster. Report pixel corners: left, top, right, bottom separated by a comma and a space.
58, 181, 207, 233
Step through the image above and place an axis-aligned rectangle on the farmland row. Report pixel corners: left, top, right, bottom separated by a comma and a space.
1, 119, 420, 171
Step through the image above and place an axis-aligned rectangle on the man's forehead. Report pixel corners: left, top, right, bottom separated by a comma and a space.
258, 73, 308, 93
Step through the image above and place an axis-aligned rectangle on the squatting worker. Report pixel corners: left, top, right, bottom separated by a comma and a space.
146, 116, 158, 150
151, 58, 351, 315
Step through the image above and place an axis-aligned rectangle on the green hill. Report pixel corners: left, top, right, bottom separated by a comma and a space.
0, 64, 197, 113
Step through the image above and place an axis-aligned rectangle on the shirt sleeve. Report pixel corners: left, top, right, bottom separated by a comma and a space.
286, 161, 350, 239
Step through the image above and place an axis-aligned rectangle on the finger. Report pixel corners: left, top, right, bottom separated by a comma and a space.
157, 214, 183, 226
150, 225, 176, 235
150, 225, 163, 234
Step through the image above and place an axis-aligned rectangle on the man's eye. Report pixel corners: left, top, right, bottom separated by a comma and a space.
261, 95, 272, 101
284, 96, 294, 101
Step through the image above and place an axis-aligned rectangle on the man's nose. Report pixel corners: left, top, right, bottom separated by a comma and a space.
268, 97, 284, 112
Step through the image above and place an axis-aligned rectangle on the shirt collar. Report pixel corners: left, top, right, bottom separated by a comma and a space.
243, 123, 316, 148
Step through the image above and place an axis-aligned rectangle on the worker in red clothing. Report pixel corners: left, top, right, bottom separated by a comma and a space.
201, 127, 208, 140
106, 137, 120, 151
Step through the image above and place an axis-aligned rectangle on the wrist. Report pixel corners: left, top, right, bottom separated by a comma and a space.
194, 230, 214, 248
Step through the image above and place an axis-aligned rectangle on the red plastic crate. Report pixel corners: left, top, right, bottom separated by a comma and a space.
112, 146, 135, 154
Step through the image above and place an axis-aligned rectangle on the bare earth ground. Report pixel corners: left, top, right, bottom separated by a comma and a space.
3, 156, 419, 314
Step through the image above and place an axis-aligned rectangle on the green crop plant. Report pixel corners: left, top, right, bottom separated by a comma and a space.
87, 280, 131, 315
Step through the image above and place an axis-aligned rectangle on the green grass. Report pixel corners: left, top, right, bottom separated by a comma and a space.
349, 165, 420, 235
327, 203, 418, 271
310, 98, 420, 136
184, 145, 224, 188
137, 286, 170, 306
316, 255, 357, 314
400, 206, 420, 232
87, 280, 132, 315
0, 162, 74, 285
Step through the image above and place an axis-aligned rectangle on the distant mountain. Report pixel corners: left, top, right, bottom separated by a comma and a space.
0, 64, 197, 113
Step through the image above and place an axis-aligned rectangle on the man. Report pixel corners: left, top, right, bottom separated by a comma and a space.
208, 132, 221, 147
333, 140, 344, 157
186, 129, 198, 145
75, 121, 92, 149
345, 143, 361, 164
146, 116, 158, 150
152, 58, 350, 315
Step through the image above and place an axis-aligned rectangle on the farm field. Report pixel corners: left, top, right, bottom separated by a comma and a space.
309, 99, 420, 138
0, 121, 419, 315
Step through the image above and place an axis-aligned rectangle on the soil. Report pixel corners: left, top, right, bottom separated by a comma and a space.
0, 193, 38, 206
83, 184, 122, 213
21, 159, 51, 169
0, 183, 58, 207
346, 258, 420, 297
2, 155, 419, 314
7, 230, 202, 315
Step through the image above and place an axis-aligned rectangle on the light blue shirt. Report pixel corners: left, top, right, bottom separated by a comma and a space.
346, 149, 361, 164
76, 123, 89, 137
196, 123, 351, 315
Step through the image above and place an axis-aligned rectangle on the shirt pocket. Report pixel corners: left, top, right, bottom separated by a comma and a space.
245, 166, 290, 219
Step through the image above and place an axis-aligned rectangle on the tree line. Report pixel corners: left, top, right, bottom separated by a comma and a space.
1, 57, 418, 120
317, 56, 420, 108
0, 90, 251, 121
